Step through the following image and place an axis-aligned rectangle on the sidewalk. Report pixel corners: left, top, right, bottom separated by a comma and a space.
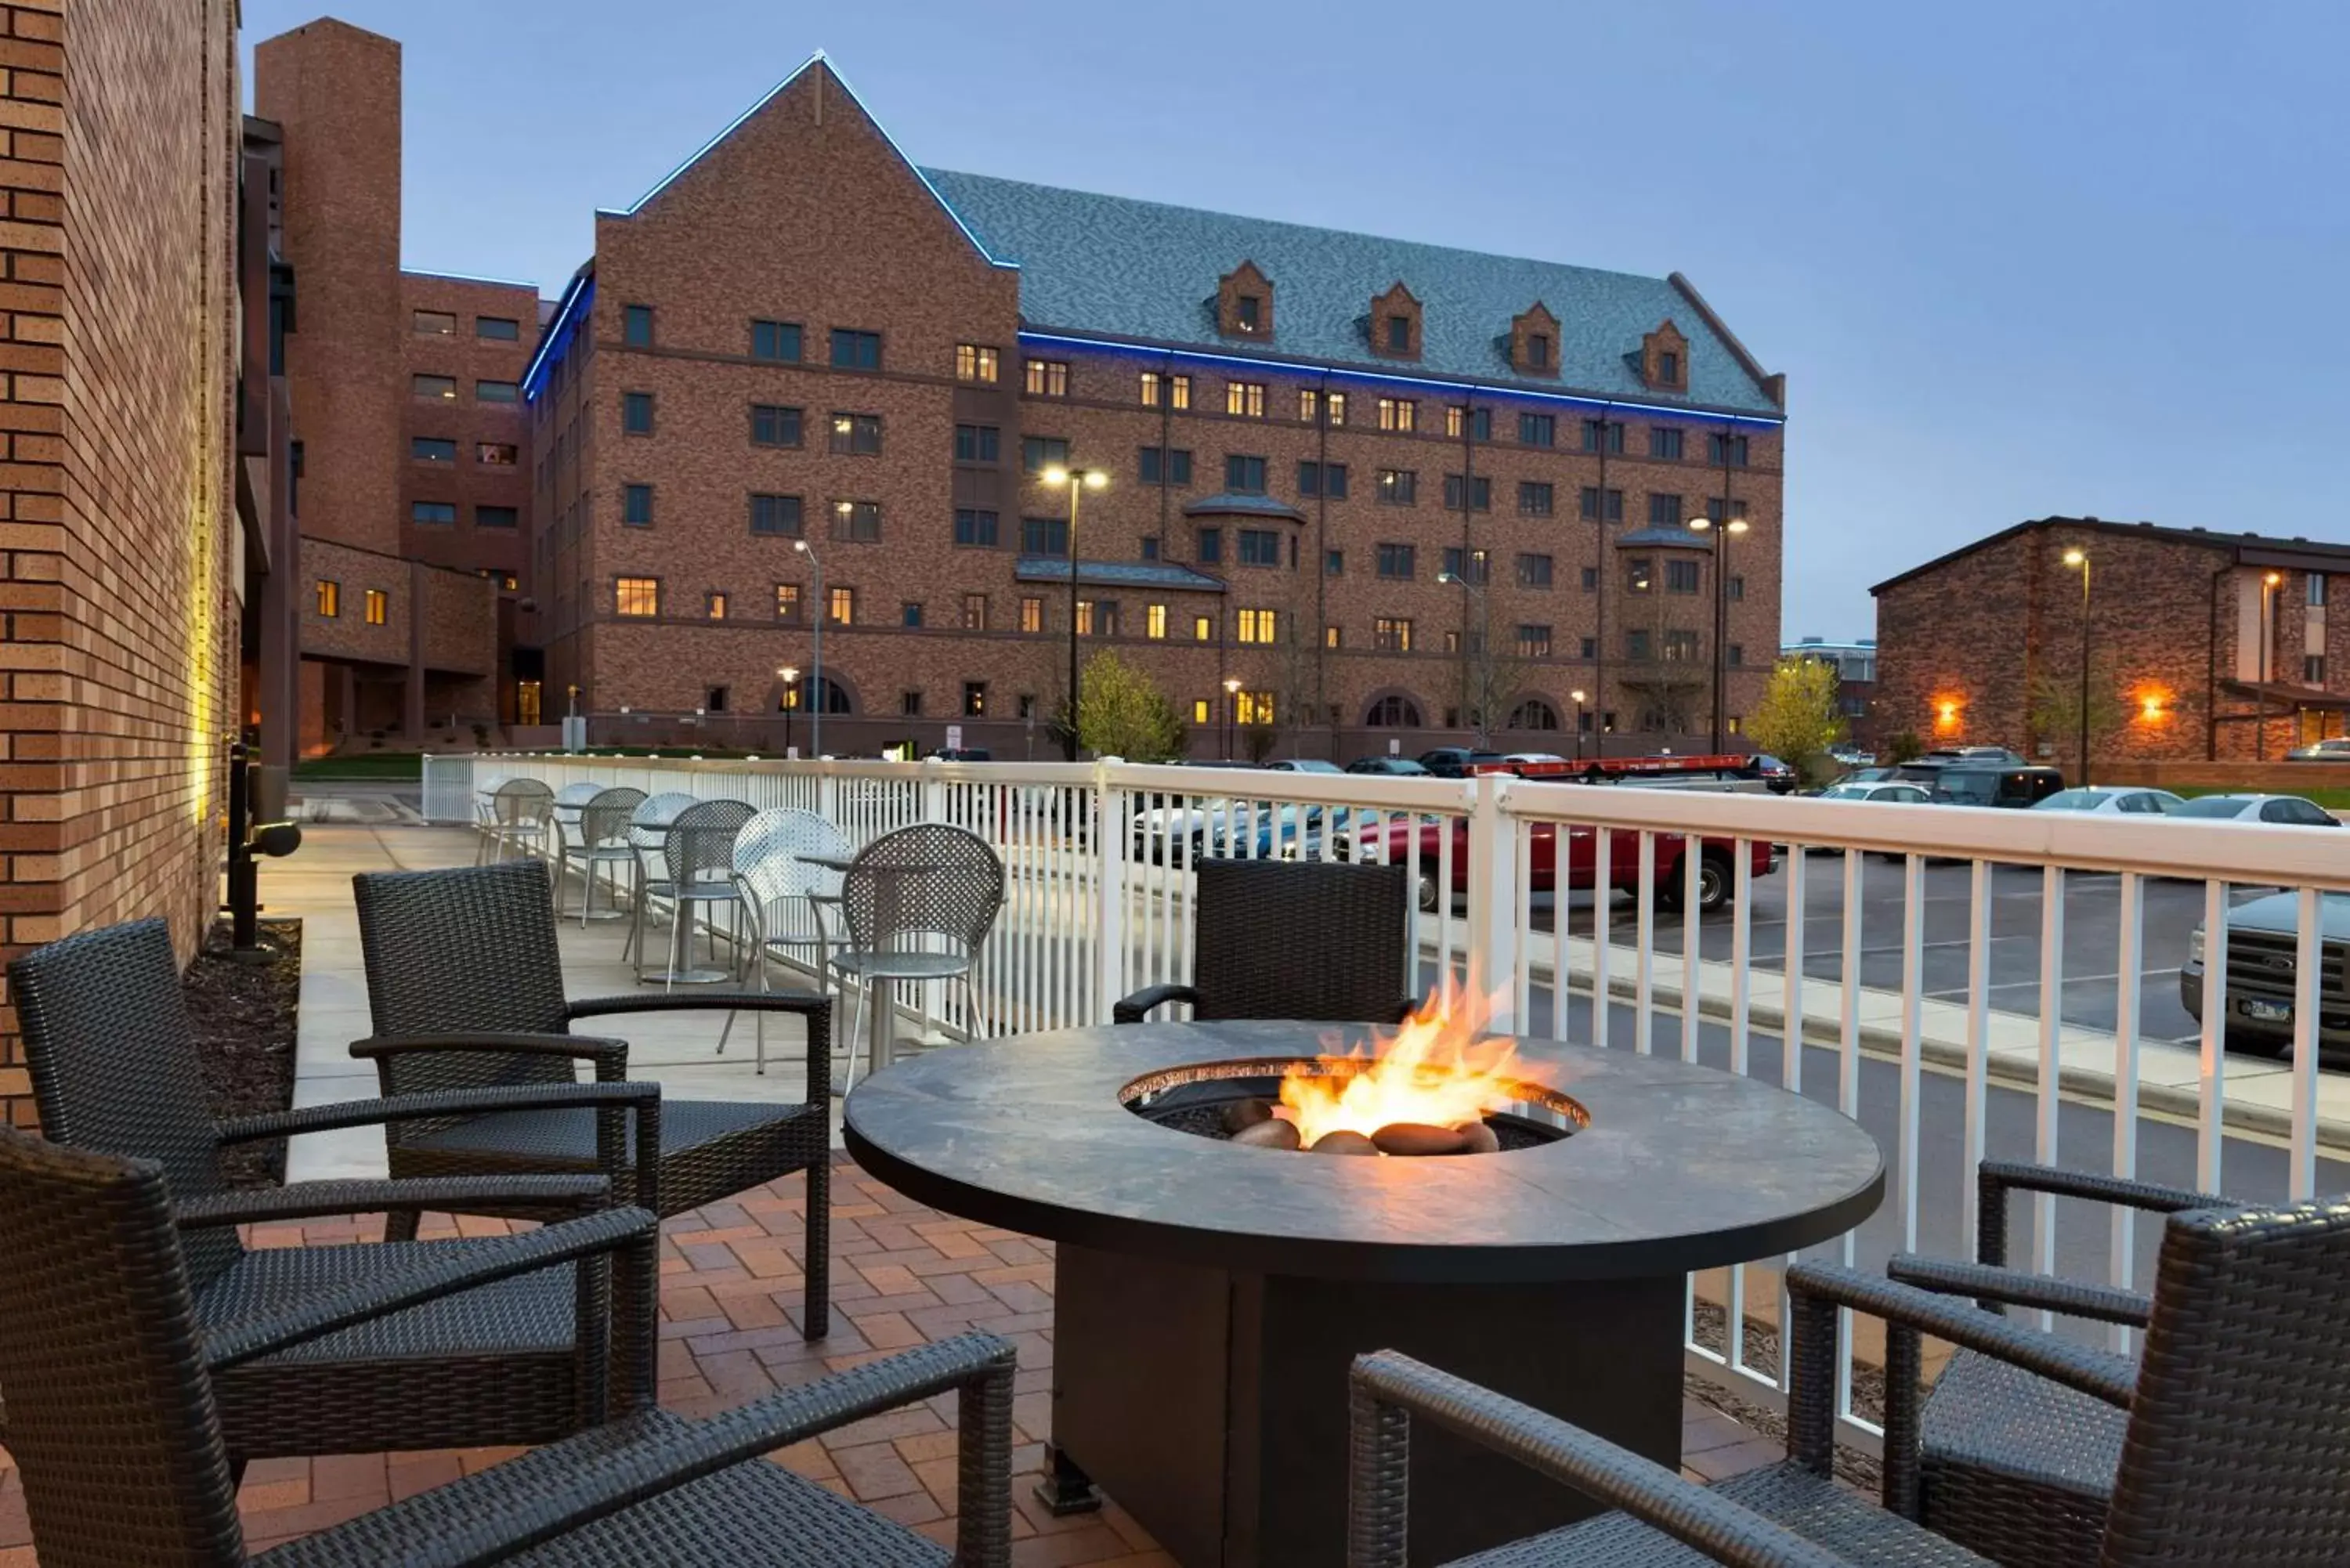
271, 824, 819, 1183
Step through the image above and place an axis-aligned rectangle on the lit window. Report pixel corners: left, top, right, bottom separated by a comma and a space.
707, 591, 729, 620
1193, 615, 1214, 641
623, 305, 653, 346
826, 586, 855, 624
411, 437, 457, 463
1445, 406, 1491, 441
832, 500, 881, 543
410, 500, 457, 526
751, 320, 803, 362
315, 580, 340, 617
1663, 630, 1699, 661
363, 589, 387, 625
1377, 398, 1416, 432
1075, 600, 1094, 636
1327, 391, 1347, 425
956, 344, 999, 382
477, 442, 518, 466
830, 328, 882, 370
475, 380, 518, 403
1146, 603, 1167, 639
412, 374, 456, 401
412, 310, 456, 336
962, 594, 988, 630
1025, 359, 1070, 397
1238, 608, 1278, 644
1139, 370, 1190, 408
751, 403, 802, 447
1194, 698, 1211, 724
1225, 381, 1266, 418
475, 316, 519, 341
1021, 596, 1044, 634
750, 493, 802, 536
776, 583, 803, 622
1375, 617, 1412, 652
964, 681, 988, 717
1235, 690, 1274, 724
828, 413, 884, 456
1324, 624, 1342, 649
615, 577, 658, 616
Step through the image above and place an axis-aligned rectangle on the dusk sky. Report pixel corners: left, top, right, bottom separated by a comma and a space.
244, 0, 2350, 639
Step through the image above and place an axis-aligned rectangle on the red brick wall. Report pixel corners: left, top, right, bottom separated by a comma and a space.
397, 271, 536, 587
0, 0, 240, 1127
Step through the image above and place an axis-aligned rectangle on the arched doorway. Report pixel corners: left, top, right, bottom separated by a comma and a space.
1364, 692, 1423, 728
1505, 697, 1561, 732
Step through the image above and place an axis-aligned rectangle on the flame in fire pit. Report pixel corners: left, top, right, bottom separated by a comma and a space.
1278, 976, 1545, 1151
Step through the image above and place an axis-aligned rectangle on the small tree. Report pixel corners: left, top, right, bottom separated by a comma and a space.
1884, 729, 1925, 764
1747, 656, 1847, 785
2026, 658, 2128, 775
1074, 649, 1188, 762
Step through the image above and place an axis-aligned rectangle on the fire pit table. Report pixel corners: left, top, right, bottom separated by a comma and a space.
843, 1018, 1883, 1568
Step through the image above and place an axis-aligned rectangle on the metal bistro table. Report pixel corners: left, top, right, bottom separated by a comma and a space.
844, 1019, 1885, 1568
796, 851, 940, 1086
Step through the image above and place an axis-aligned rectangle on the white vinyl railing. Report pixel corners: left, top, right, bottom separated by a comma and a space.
425, 751, 2350, 1443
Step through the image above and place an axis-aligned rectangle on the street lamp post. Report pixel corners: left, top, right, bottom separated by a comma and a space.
2258, 569, 2283, 759
1222, 676, 1242, 761
1041, 465, 1109, 761
793, 538, 824, 759
777, 665, 800, 757
1570, 688, 1588, 760
2062, 548, 2092, 783
1686, 514, 1748, 753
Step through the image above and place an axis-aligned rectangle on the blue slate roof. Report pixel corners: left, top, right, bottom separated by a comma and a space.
1181, 493, 1307, 522
921, 169, 1781, 417
1014, 557, 1227, 592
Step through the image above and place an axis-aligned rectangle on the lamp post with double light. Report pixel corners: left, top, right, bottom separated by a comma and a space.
1570, 688, 1588, 761
1222, 676, 1242, 761
777, 665, 800, 757
1686, 513, 1748, 752
2061, 548, 2092, 783
793, 538, 824, 759
1041, 464, 1109, 761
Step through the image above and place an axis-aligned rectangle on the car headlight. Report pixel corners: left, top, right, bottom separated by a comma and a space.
2189, 928, 2204, 965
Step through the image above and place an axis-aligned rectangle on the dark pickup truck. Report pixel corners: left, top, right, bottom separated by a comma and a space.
2182, 891, 2350, 1061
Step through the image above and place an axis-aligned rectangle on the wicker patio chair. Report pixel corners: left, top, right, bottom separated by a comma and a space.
351, 858, 835, 1337
1869, 1160, 2229, 1568
0, 1127, 1015, 1568
5, 918, 663, 1469
1112, 858, 1416, 1024
718, 807, 853, 1074
482, 776, 556, 866
620, 789, 701, 976
1347, 1194, 2350, 1567
555, 785, 648, 925
829, 822, 1005, 1089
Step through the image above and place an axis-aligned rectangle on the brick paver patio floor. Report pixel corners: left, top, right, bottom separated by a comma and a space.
0, 1156, 1775, 1566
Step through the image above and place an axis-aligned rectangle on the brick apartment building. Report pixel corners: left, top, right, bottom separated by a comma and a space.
523, 54, 1788, 760
251, 18, 530, 755
1873, 516, 2350, 768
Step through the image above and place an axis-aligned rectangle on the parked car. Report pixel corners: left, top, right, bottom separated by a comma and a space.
2167, 793, 2342, 828
1347, 756, 1431, 777
1359, 815, 1775, 913
2029, 786, 2184, 815
1914, 746, 2028, 767
1893, 763, 2065, 807
2181, 891, 2350, 1061
1133, 801, 1352, 864
1827, 744, 1878, 767
1418, 747, 1506, 778
1498, 752, 1568, 767
927, 746, 993, 762
1834, 765, 1898, 785
1816, 780, 1933, 804
1748, 753, 1798, 793
1263, 758, 1346, 775
2286, 736, 2350, 762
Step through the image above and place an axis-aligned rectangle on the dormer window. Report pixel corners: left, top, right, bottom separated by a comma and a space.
1640, 320, 1690, 391
1511, 302, 1561, 378
1386, 316, 1411, 353
1371, 283, 1422, 359
1237, 295, 1262, 334
1658, 350, 1678, 382
1529, 334, 1550, 368
1217, 262, 1274, 340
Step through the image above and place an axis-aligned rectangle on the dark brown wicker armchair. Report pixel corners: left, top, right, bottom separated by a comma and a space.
1112, 858, 1415, 1025
1879, 1160, 2229, 1567
1349, 1194, 2350, 1567
350, 858, 836, 1338
0, 1126, 1015, 1568
6, 918, 663, 1469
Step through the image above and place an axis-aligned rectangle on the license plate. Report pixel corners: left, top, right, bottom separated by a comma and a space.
2241, 998, 2293, 1024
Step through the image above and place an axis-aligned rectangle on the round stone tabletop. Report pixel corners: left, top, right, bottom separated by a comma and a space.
844, 1019, 1884, 1284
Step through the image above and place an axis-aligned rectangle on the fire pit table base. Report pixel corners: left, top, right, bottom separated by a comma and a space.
1053, 1241, 1683, 1568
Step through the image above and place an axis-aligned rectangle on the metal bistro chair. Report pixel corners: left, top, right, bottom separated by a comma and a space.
620, 789, 700, 977
1113, 858, 1416, 1026
639, 798, 758, 990
351, 858, 837, 1338
481, 776, 556, 867
0, 1127, 1016, 1568
1878, 1161, 2231, 1568
1347, 1195, 2350, 1568
545, 781, 603, 901
6, 919, 663, 1471
556, 784, 649, 926
830, 822, 1004, 1089
720, 807, 854, 1075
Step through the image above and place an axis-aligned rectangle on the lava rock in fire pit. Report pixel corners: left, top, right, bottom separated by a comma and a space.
1456, 1120, 1501, 1155
1231, 1117, 1302, 1151
1220, 1097, 1275, 1135
1369, 1122, 1470, 1157
1307, 1129, 1379, 1156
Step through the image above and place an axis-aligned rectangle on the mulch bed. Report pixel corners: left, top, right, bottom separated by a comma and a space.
183, 917, 302, 1187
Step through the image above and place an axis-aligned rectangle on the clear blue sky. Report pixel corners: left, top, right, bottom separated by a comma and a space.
244, 0, 2350, 638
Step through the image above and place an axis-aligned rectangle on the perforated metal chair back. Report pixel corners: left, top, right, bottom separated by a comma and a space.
842, 822, 1004, 956
1188, 858, 1410, 1023
352, 859, 576, 1096
0, 1129, 249, 1568
732, 807, 851, 914
579, 786, 647, 851
662, 798, 757, 891
493, 777, 555, 829
551, 781, 603, 845
2099, 1197, 2350, 1566
8, 919, 243, 1292
629, 790, 700, 882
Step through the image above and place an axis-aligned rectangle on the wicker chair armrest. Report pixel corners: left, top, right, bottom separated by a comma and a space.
1112, 982, 1200, 1024
252, 1332, 1018, 1568
1976, 1159, 2226, 1270
202, 1205, 659, 1372
1347, 1350, 1849, 1568
1786, 1264, 2137, 1408
216, 1080, 658, 1143
349, 1031, 631, 1079
175, 1175, 611, 1230
566, 989, 829, 1021
1885, 1252, 2153, 1328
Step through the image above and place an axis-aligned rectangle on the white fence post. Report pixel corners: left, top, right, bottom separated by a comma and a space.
1467, 770, 1519, 1030
1091, 757, 1128, 1024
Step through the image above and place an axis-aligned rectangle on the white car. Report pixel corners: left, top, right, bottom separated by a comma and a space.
2287, 735, 2350, 761
2029, 787, 2183, 815
1814, 780, 1932, 804
2167, 793, 2341, 828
